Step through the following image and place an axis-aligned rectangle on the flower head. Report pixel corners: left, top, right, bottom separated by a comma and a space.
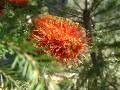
30, 15, 87, 63
8, 0, 28, 6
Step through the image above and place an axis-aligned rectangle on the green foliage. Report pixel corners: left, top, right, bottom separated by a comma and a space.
0, 0, 120, 90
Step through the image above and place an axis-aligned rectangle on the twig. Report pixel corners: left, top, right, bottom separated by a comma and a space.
73, 0, 84, 11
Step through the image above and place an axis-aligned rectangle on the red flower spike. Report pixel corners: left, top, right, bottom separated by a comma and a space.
29, 15, 88, 63
8, 0, 28, 6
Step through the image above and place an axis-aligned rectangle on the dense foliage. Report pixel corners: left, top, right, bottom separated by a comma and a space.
0, 0, 120, 90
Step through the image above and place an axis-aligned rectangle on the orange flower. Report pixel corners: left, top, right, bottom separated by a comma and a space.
8, 0, 28, 6
30, 15, 87, 63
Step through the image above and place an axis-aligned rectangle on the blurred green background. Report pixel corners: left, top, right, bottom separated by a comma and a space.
0, 0, 120, 90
